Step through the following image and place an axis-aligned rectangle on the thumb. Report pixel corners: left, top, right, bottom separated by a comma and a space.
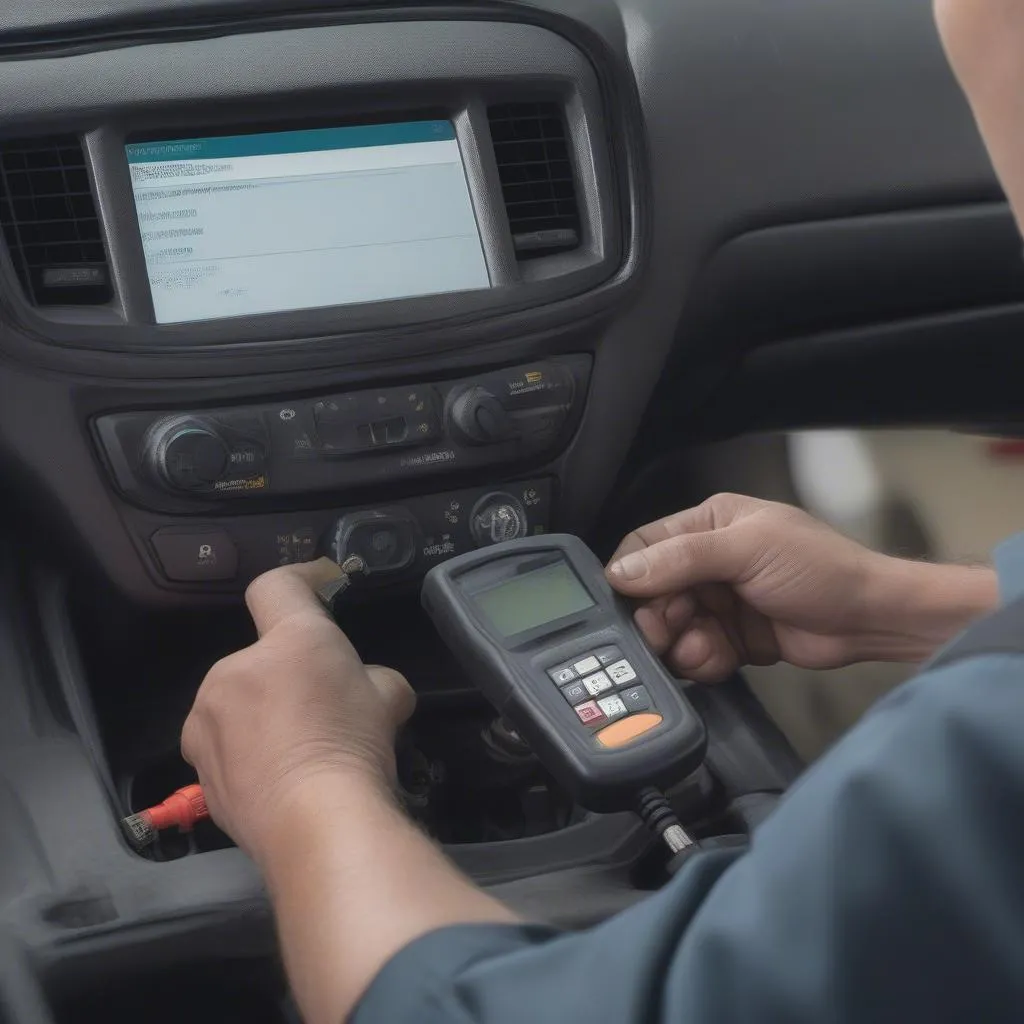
607, 523, 758, 598
366, 665, 417, 728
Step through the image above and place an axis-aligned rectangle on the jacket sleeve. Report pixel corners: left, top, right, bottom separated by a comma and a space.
353, 655, 1024, 1024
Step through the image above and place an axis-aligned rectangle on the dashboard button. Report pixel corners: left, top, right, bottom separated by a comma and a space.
384, 417, 409, 444
151, 528, 238, 582
366, 417, 410, 447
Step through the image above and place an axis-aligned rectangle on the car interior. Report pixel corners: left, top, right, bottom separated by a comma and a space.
1, 0, 1021, 1020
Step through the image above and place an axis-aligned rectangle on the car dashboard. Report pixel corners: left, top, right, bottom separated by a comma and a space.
0, 0, 1018, 1020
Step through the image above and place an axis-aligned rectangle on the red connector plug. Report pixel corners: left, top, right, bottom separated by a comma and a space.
120, 783, 209, 851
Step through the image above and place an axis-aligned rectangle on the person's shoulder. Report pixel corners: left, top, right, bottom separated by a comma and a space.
879, 641, 1024, 771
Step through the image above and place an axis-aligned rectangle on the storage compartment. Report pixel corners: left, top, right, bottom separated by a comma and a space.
70, 588, 576, 860
51, 958, 291, 1024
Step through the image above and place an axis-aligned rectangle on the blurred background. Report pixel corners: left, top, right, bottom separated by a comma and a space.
742, 429, 1023, 761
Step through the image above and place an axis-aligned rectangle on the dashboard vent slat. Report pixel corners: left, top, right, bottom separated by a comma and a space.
0, 136, 112, 306
487, 103, 581, 259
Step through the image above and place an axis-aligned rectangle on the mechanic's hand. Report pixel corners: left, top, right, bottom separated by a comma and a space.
181, 558, 415, 861
606, 494, 908, 682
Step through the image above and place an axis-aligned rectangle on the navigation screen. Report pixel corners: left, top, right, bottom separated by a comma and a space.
126, 121, 490, 324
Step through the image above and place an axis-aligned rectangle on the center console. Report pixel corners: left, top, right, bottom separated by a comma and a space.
93, 356, 585, 591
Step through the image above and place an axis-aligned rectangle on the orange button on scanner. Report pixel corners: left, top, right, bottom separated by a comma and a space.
596, 712, 664, 749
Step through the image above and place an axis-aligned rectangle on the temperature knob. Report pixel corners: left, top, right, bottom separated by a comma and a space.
470, 493, 529, 548
446, 386, 518, 445
145, 417, 231, 492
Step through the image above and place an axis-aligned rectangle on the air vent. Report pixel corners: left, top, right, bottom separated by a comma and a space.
0, 136, 111, 306
487, 103, 581, 260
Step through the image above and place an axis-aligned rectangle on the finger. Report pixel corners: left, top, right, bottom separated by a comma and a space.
245, 558, 344, 637
366, 665, 417, 727
634, 593, 697, 654
607, 494, 756, 566
665, 592, 698, 633
608, 521, 759, 598
669, 619, 740, 683
180, 714, 199, 768
633, 596, 675, 653
608, 505, 717, 567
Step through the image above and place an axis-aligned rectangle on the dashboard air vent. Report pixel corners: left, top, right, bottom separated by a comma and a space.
487, 103, 581, 259
0, 136, 111, 306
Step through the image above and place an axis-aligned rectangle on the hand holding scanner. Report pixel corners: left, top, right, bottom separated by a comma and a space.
422, 535, 706, 814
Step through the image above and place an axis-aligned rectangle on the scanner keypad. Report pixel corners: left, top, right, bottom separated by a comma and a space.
549, 645, 661, 739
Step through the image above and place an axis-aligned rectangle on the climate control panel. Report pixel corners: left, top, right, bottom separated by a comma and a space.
136, 478, 553, 591
95, 358, 588, 510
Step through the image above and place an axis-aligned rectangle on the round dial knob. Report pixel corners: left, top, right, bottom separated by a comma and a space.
146, 417, 231, 492
447, 386, 517, 445
470, 493, 529, 548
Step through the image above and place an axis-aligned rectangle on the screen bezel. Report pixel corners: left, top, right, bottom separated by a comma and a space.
123, 116, 493, 325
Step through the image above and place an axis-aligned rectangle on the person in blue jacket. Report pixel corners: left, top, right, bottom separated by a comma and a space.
180, 3, 1024, 1021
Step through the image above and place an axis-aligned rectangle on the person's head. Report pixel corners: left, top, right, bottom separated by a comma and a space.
935, 1, 1024, 227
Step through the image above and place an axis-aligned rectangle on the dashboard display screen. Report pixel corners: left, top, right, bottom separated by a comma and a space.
125, 121, 490, 324
474, 562, 595, 639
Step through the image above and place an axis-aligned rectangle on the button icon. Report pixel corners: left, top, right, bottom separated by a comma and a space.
573, 655, 601, 676
574, 701, 606, 726
597, 695, 628, 722
607, 660, 638, 685
151, 528, 238, 582
279, 408, 297, 422
582, 671, 613, 697
620, 686, 652, 712
560, 682, 589, 706
594, 646, 623, 666
548, 666, 577, 685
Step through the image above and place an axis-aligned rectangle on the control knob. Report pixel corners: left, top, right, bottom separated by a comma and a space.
446, 385, 518, 445
144, 416, 231, 492
470, 493, 529, 547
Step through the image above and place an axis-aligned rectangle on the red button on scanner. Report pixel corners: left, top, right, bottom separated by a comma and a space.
575, 701, 607, 727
